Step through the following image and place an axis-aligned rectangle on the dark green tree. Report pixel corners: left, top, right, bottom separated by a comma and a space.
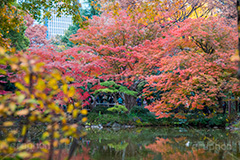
95, 81, 138, 105
4, 25, 30, 51
17, 0, 82, 23
60, 24, 80, 47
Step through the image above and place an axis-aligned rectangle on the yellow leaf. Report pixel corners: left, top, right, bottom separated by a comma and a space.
6, 136, 16, 142
68, 87, 75, 97
67, 104, 74, 113
0, 104, 4, 111
80, 109, 88, 115
52, 72, 61, 80
29, 115, 36, 122
36, 79, 46, 91
73, 109, 78, 118
33, 152, 43, 158
62, 84, 68, 94
230, 51, 240, 61
0, 141, 8, 149
0, 68, 6, 74
9, 102, 16, 112
17, 152, 31, 158
39, 93, 47, 100
21, 125, 27, 136
42, 132, 49, 139
18, 143, 34, 150
3, 121, 14, 127
60, 138, 70, 144
136, 119, 141, 123
75, 102, 81, 107
48, 79, 58, 89
63, 97, 68, 102
17, 94, 25, 103
42, 140, 50, 145
41, 148, 49, 153
66, 76, 74, 82
24, 75, 30, 84
53, 141, 58, 147
15, 82, 26, 91
82, 117, 87, 122
33, 62, 44, 72
0, 47, 5, 55
54, 132, 60, 138
62, 119, 67, 125
16, 109, 29, 116
62, 125, 68, 131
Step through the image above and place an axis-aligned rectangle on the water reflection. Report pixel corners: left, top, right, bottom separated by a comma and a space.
81, 127, 240, 160
1, 127, 240, 160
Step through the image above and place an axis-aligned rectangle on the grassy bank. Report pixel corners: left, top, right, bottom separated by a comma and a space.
86, 106, 229, 128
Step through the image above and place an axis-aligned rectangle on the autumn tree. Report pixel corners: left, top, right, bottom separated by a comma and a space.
24, 14, 48, 47
0, 48, 88, 159
0, 0, 90, 159
19, 0, 239, 117
0, 0, 27, 50
68, 10, 170, 109
144, 17, 239, 118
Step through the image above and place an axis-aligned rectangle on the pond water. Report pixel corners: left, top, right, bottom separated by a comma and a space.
65, 127, 240, 160
1, 127, 240, 160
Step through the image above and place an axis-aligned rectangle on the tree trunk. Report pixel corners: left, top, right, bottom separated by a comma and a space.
217, 97, 225, 114
228, 101, 231, 114
89, 95, 96, 111
236, 100, 238, 113
124, 94, 136, 110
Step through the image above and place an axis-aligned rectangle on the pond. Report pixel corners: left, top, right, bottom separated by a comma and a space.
1, 126, 240, 160
63, 127, 240, 160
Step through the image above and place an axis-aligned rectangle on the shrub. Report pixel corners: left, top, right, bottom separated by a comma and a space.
91, 105, 111, 114
130, 106, 150, 115
107, 105, 128, 114
208, 114, 227, 127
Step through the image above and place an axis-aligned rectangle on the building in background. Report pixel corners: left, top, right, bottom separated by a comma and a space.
45, 0, 91, 39
18, 0, 91, 39
45, 14, 73, 39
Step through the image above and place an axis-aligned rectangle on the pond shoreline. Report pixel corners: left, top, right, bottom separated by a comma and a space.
83, 122, 227, 130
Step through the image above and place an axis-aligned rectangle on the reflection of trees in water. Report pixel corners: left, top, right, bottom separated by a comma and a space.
1, 127, 240, 159
84, 128, 240, 160
145, 137, 218, 160
53, 138, 91, 160
144, 134, 240, 160
0, 126, 91, 160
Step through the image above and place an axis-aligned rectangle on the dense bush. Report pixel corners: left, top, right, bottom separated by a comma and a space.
87, 110, 228, 127
130, 106, 150, 115
91, 105, 111, 114
107, 105, 128, 114
87, 112, 133, 125
186, 114, 227, 127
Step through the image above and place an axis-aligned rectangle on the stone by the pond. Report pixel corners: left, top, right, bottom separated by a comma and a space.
98, 124, 103, 129
90, 124, 103, 129
112, 123, 121, 128
122, 125, 135, 129
106, 122, 112, 127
